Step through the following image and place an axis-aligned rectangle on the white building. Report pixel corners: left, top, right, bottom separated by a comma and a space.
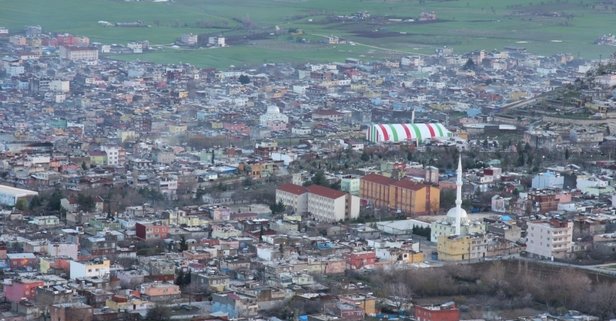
101, 145, 123, 166
47, 243, 79, 260
431, 156, 485, 242
526, 220, 573, 259
48, 80, 70, 93
276, 183, 359, 221
531, 171, 564, 190
275, 183, 308, 214
69, 259, 111, 280
180, 33, 198, 46
306, 185, 359, 222
59, 46, 99, 62
0, 184, 38, 206
259, 105, 288, 131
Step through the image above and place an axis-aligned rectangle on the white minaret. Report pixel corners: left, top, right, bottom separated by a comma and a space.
454, 155, 463, 235
411, 109, 416, 124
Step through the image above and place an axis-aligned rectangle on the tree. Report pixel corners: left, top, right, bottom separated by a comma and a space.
311, 170, 328, 187
47, 189, 63, 211
29, 195, 42, 211
270, 201, 286, 214
238, 74, 250, 85
462, 58, 476, 71
77, 193, 95, 212
179, 236, 188, 252
14, 199, 27, 211
144, 305, 171, 321
360, 152, 370, 162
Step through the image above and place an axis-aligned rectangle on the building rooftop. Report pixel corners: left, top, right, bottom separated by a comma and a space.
306, 184, 346, 199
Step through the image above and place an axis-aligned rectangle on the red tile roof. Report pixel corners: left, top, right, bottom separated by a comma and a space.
306, 184, 346, 199
391, 179, 427, 191
361, 173, 396, 185
277, 183, 307, 195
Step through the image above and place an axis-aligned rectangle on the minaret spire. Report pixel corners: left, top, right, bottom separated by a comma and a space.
454, 155, 463, 235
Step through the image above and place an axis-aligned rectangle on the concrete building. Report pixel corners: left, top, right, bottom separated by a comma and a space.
532, 171, 564, 189
360, 174, 440, 215
0, 184, 38, 206
135, 221, 170, 240
59, 46, 99, 62
69, 259, 111, 280
139, 282, 181, 301
526, 219, 573, 259
340, 175, 361, 196
415, 302, 460, 321
306, 184, 360, 222
276, 183, 308, 214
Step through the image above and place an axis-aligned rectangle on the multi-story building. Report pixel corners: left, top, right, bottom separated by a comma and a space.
360, 174, 395, 208
59, 46, 99, 62
139, 282, 181, 302
528, 190, 560, 214
194, 273, 230, 292
100, 146, 125, 166
437, 235, 471, 261
135, 221, 170, 240
69, 259, 111, 280
4, 279, 45, 303
526, 219, 574, 259
415, 302, 460, 321
389, 180, 440, 215
360, 174, 440, 215
276, 183, 308, 214
305, 185, 360, 222
340, 175, 361, 196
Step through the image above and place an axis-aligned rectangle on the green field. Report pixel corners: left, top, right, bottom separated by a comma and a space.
1, 0, 616, 68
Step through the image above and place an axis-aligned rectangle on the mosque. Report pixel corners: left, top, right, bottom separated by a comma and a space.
430, 156, 485, 242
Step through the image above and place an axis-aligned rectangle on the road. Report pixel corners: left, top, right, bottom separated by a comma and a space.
309, 33, 430, 56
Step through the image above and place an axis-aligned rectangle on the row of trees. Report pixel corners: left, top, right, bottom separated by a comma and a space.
367, 260, 616, 319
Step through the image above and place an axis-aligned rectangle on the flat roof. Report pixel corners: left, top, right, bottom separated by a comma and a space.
0, 184, 38, 198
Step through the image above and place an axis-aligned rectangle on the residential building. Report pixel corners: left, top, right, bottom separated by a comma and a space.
194, 273, 230, 292
526, 219, 574, 259
415, 302, 460, 321
340, 175, 361, 196
139, 282, 181, 301
50, 303, 93, 321
4, 279, 45, 302
135, 221, 170, 240
69, 259, 111, 280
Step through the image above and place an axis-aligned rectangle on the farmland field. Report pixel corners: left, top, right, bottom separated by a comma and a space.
1, 0, 616, 68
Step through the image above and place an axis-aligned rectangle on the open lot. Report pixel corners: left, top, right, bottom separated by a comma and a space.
1, 0, 615, 67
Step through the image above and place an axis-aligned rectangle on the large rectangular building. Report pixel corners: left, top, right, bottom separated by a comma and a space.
0, 184, 38, 206
59, 46, 99, 62
360, 174, 440, 216
275, 183, 359, 222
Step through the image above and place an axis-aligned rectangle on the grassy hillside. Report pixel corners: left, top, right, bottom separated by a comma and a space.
1, 0, 615, 67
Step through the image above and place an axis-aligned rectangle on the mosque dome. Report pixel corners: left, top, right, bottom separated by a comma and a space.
446, 206, 469, 224
266, 105, 280, 114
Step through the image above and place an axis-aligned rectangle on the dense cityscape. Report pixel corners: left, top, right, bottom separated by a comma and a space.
1, 2, 616, 321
